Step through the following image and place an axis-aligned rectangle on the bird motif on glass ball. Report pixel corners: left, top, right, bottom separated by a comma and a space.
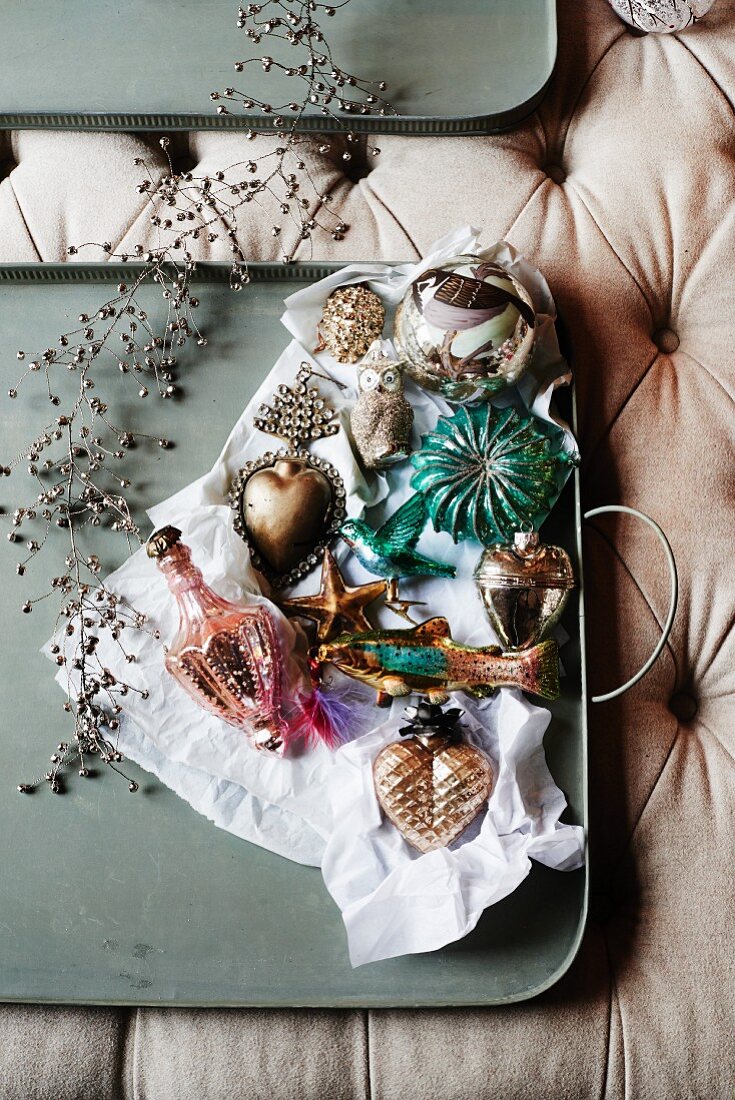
349, 346, 414, 470
414, 264, 535, 333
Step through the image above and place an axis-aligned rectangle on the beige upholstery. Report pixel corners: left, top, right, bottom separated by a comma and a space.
1, 0, 734, 1095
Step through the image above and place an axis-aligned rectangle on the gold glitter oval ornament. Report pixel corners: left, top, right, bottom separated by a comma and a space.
315, 284, 386, 364
373, 704, 494, 853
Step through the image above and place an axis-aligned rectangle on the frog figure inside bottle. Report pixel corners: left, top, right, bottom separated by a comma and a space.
146, 526, 289, 754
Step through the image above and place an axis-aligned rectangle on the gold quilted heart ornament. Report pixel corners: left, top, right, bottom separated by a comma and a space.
373, 702, 494, 854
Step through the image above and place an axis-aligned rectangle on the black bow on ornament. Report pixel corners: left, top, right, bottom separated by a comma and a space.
399, 701, 464, 739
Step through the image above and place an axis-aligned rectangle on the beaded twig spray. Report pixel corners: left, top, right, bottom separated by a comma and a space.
4, 0, 394, 794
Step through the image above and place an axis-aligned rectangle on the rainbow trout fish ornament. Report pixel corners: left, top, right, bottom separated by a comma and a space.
317, 616, 560, 706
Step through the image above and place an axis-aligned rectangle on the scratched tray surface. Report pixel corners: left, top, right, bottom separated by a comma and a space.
0, 263, 585, 1007
0, 0, 556, 134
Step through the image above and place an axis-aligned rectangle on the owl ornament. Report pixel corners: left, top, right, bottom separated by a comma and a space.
350, 342, 414, 470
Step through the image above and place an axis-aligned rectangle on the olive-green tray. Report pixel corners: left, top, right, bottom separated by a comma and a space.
0, 0, 556, 135
0, 263, 586, 1007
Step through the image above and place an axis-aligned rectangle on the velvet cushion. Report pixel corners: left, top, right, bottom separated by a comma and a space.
0, 0, 733, 1095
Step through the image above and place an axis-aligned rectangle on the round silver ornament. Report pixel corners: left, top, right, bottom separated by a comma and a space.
606, 0, 715, 32
474, 531, 575, 649
393, 256, 537, 402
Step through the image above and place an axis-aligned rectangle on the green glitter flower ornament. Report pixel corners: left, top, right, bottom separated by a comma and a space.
410, 404, 577, 546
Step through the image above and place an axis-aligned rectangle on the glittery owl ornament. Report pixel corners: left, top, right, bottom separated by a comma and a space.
350, 342, 414, 470
606, 0, 714, 31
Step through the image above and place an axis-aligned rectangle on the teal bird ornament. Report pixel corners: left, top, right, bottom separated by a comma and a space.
340, 494, 455, 620
410, 404, 576, 546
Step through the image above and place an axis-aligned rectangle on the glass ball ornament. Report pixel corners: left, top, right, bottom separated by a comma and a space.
606, 0, 715, 32
393, 255, 537, 402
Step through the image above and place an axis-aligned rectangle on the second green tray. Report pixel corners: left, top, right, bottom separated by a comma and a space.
0, 0, 556, 134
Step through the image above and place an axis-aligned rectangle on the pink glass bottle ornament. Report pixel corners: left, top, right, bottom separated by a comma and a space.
146, 525, 290, 754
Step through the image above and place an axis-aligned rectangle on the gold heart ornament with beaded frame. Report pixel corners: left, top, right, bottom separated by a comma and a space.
229, 364, 347, 589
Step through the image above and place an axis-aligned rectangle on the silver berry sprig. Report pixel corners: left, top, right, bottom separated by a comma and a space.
8, 258, 199, 794
213, 0, 394, 124
7, 0, 393, 794
71, 3, 394, 269
207, 0, 393, 257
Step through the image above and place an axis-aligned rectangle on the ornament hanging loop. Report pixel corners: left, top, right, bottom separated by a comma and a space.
297, 363, 348, 391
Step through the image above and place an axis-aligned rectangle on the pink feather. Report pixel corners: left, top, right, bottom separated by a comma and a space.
292, 686, 355, 749
286, 659, 361, 749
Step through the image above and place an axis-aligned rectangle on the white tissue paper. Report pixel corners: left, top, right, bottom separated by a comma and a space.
45, 227, 584, 964
323, 692, 584, 966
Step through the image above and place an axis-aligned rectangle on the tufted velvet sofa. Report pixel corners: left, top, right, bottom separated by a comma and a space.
1, 1, 734, 1096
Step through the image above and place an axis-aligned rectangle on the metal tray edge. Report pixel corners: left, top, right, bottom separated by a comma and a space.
0, 261, 354, 283
0, 73, 553, 136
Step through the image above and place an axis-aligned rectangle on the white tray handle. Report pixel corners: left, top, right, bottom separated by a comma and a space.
584, 505, 678, 704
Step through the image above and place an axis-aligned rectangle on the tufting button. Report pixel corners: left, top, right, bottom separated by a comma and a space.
545, 164, 566, 185
669, 692, 698, 722
164, 133, 196, 176
653, 328, 680, 354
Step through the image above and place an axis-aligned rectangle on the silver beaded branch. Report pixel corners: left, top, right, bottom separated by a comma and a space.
85, 2, 398, 275
6, 0, 393, 794
212, 1, 394, 125
9, 260, 200, 794
76, 3, 395, 268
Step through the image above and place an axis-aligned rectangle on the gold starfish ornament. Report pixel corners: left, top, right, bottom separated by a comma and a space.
281, 549, 386, 642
